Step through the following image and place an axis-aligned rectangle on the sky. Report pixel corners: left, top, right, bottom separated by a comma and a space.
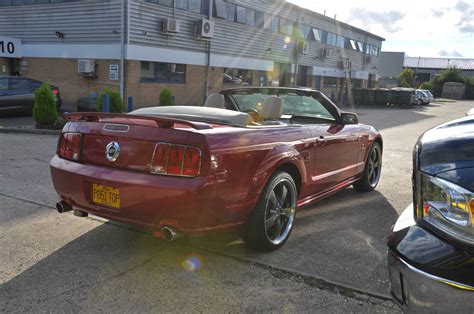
288, 0, 474, 58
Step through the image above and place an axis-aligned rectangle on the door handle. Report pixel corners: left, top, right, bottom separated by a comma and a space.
316, 136, 327, 147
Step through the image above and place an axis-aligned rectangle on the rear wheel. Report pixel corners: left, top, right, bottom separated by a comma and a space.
353, 142, 382, 192
244, 171, 297, 252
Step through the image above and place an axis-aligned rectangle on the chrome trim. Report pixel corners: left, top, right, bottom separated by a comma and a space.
103, 123, 130, 133
105, 141, 121, 162
398, 255, 474, 291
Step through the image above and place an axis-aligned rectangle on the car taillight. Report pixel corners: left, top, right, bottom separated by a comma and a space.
58, 133, 82, 161
151, 143, 201, 177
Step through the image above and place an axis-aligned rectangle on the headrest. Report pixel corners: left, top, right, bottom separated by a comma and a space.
260, 96, 283, 120
203, 93, 225, 109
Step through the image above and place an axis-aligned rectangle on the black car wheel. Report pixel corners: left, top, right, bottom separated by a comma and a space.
244, 171, 297, 251
353, 142, 382, 192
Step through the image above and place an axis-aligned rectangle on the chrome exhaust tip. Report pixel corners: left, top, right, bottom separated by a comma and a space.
161, 227, 182, 241
56, 201, 73, 213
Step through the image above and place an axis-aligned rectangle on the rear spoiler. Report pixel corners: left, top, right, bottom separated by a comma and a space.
63, 112, 213, 130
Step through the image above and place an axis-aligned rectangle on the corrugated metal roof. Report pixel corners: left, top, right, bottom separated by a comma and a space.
404, 57, 474, 70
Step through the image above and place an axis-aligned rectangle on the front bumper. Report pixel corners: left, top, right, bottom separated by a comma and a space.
388, 206, 474, 312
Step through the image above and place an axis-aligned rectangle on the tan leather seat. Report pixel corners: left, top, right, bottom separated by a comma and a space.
203, 93, 225, 109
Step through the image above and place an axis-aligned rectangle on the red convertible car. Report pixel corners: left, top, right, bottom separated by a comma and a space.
51, 88, 382, 251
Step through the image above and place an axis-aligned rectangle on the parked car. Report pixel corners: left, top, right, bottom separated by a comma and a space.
51, 87, 382, 251
0, 76, 62, 114
388, 113, 474, 311
420, 89, 434, 103
414, 89, 429, 105
76, 93, 98, 112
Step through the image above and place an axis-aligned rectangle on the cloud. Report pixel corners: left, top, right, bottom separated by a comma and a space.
348, 8, 406, 33
431, 9, 444, 17
439, 50, 464, 57
454, 0, 471, 11
454, 0, 474, 33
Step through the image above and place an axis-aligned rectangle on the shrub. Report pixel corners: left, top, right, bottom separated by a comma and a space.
33, 83, 59, 125
398, 68, 415, 88
159, 88, 174, 106
96, 88, 124, 113
419, 81, 432, 91
466, 77, 474, 100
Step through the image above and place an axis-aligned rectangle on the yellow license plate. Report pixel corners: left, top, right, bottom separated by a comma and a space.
92, 183, 120, 209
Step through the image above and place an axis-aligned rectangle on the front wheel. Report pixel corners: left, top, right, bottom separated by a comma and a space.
353, 142, 382, 192
244, 171, 297, 252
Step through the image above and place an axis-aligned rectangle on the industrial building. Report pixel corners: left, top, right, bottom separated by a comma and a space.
0, 0, 384, 107
379, 51, 474, 83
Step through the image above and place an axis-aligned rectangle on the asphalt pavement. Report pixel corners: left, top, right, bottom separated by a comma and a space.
1, 100, 473, 312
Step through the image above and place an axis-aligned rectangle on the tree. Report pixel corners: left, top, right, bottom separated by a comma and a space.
439, 66, 464, 83
398, 68, 415, 88
33, 83, 59, 125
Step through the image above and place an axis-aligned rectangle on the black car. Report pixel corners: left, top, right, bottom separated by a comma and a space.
0, 76, 62, 114
388, 114, 474, 311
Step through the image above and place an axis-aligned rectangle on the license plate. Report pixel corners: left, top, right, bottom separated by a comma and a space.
92, 183, 120, 209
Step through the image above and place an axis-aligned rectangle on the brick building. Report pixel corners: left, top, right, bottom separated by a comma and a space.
0, 0, 384, 108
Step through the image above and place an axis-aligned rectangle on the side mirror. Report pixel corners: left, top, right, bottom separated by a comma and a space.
340, 112, 359, 125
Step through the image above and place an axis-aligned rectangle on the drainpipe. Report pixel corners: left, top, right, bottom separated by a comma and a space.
204, 0, 213, 99
120, 0, 126, 101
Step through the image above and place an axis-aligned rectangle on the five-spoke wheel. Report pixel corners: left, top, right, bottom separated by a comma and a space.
353, 142, 382, 192
244, 171, 297, 251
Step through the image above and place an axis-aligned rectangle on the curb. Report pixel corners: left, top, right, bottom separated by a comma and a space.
0, 127, 61, 136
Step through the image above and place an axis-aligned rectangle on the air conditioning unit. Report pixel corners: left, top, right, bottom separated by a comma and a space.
163, 18, 180, 34
320, 48, 332, 59
78, 59, 95, 75
195, 19, 214, 39
365, 56, 373, 64
339, 59, 352, 69
299, 41, 309, 55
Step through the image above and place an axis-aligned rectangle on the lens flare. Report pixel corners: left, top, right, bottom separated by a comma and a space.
182, 255, 203, 272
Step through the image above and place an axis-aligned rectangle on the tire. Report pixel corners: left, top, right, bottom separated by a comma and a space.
244, 171, 297, 252
353, 142, 382, 192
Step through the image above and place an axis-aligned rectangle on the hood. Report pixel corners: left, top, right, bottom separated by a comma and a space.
418, 115, 474, 179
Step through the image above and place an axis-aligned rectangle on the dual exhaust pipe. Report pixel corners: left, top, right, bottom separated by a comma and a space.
56, 201, 87, 217
57, 201, 181, 241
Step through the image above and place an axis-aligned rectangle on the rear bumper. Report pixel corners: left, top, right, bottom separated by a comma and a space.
50, 155, 252, 234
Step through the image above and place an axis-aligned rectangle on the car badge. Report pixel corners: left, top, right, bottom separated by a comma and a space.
106, 141, 120, 162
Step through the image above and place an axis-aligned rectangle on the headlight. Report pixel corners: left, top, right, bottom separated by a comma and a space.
417, 173, 474, 245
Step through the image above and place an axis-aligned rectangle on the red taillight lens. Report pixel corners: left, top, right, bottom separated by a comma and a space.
183, 147, 201, 177
150, 143, 201, 177
52, 89, 59, 96
150, 143, 170, 174
58, 133, 82, 161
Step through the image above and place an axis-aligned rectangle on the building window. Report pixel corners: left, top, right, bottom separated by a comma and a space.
323, 77, 337, 87
140, 62, 186, 84
271, 16, 279, 32
236, 6, 246, 24
298, 24, 311, 40
366, 44, 379, 56
312, 28, 322, 42
223, 68, 252, 84
225, 3, 235, 21
336, 35, 345, 48
279, 18, 293, 35
158, 0, 172, 7
326, 32, 337, 46
246, 9, 255, 27
0, 0, 79, 4
214, 0, 227, 18
175, 0, 201, 13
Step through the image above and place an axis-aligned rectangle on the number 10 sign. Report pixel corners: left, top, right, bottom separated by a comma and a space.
0, 37, 22, 58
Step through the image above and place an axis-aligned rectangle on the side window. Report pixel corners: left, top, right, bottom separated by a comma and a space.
9, 79, 31, 91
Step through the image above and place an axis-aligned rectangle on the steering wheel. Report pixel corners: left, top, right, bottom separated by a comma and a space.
244, 109, 261, 122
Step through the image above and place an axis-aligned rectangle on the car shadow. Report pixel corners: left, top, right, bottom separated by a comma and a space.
186, 187, 398, 298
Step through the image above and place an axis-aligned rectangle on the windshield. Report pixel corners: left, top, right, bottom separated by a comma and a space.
230, 91, 336, 121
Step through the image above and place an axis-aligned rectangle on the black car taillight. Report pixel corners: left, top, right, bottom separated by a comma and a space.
58, 133, 82, 161
150, 143, 201, 177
